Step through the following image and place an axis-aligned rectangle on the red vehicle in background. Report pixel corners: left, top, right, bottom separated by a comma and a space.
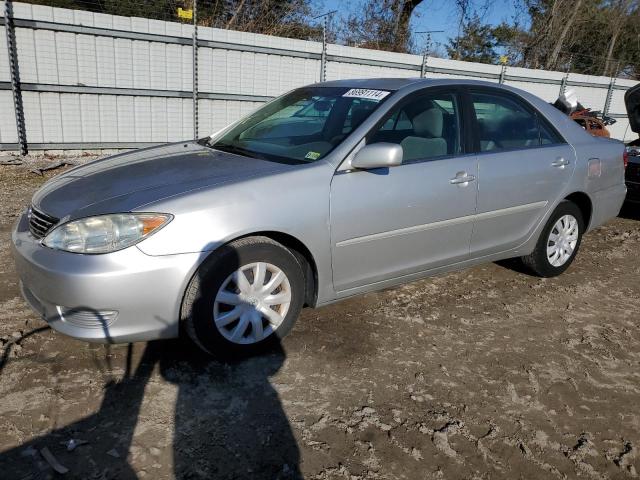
553, 89, 615, 138
570, 110, 611, 137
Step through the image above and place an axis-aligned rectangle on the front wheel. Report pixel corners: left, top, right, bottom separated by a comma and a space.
182, 236, 305, 356
521, 201, 584, 277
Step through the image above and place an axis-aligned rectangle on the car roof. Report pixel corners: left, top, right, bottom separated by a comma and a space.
309, 77, 506, 91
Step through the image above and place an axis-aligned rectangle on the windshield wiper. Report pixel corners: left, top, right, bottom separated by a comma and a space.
211, 142, 260, 159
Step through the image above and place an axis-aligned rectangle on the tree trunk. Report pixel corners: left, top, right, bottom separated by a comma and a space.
603, 0, 635, 76
393, 0, 423, 52
545, 0, 583, 70
225, 0, 246, 29
603, 29, 621, 76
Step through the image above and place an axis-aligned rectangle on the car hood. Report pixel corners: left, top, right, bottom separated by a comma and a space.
32, 141, 291, 219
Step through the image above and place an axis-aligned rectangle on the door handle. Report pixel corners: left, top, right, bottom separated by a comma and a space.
450, 172, 476, 185
551, 157, 570, 168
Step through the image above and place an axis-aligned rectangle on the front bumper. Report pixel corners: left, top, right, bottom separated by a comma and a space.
11, 211, 204, 343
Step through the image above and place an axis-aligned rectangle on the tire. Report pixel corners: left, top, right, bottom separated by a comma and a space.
521, 200, 584, 278
182, 236, 305, 356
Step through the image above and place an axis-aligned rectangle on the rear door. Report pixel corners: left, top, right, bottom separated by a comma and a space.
467, 88, 575, 257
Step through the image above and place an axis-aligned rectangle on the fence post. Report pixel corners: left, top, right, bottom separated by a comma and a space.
559, 56, 572, 96
3, 0, 27, 155
420, 53, 428, 78
602, 61, 619, 117
320, 15, 327, 82
192, 0, 198, 140
499, 63, 507, 84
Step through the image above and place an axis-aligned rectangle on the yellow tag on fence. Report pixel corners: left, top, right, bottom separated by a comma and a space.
177, 7, 193, 20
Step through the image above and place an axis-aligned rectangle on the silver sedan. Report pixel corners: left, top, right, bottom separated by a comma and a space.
12, 79, 627, 355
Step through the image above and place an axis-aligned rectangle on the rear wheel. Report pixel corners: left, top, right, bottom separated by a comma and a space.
182, 236, 305, 356
521, 201, 584, 277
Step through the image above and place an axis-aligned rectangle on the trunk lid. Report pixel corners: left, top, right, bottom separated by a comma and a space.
625, 83, 640, 134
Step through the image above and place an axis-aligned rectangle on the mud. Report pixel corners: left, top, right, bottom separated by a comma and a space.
1, 161, 640, 479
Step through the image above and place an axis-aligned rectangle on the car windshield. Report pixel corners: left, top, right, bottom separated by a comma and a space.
209, 86, 392, 164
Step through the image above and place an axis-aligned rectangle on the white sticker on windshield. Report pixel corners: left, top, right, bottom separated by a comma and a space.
342, 89, 390, 101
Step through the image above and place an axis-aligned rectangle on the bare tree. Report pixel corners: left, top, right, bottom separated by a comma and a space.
602, 0, 637, 75
339, 0, 424, 53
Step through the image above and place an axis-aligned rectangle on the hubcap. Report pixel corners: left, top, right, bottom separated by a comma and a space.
546, 214, 579, 267
213, 262, 292, 344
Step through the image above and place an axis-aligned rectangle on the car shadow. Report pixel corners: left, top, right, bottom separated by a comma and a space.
0, 244, 302, 479
619, 201, 640, 221
494, 258, 537, 276
0, 338, 300, 479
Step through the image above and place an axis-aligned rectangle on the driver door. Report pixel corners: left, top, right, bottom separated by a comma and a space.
329, 89, 478, 295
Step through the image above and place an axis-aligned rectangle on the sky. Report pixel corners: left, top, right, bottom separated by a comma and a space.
317, 0, 520, 54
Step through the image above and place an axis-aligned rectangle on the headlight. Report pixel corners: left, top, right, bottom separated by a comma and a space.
43, 213, 172, 254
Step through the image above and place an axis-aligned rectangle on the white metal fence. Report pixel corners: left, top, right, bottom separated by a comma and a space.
0, 1, 637, 152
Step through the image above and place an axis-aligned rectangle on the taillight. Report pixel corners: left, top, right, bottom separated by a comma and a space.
623, 148, 629, 169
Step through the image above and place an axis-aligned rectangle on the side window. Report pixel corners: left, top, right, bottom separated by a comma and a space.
370, 92, 461, 162
379, 110, 412, 131
539, 116, 564, 145
471, 92, 539, 152
342, 98, 379, 133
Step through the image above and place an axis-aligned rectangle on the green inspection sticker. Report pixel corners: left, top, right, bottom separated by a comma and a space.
305, 151, 321, 160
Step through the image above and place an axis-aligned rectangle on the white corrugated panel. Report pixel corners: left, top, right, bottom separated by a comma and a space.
14, 28, 38, 83
55, 32, 79, 85
59, 93, 82, 142
30, 4, 54, 21
79, 94, 100, 141
150, 97, 168, 142
181, 98, 193, 139
96, 36, 116, 87
504, 80, 561, 102
149, 42, 168, 90
12, 2, 33, 19
134, 96, 152, 141
165, 43, 185, 91
0, 32, 10, 82
326, 62, 417, 81
429, 57, 501, 76
4, 1, 636, 147
22, 91, 43, 143
98, 95, 118, 142
76, 34, 98, 86
114, 38, 134, 89
34, 29, 59, 83
40, 93, 63, 142
0, 92, 18, 143
608, 119, 635, 142
166, 98, 184, 142
609, 89, 628, 116
132, 40, 151, 89
116, 96, 135, 142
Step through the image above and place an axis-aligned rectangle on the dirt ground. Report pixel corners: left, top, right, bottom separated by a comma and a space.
1, 159, 640, 480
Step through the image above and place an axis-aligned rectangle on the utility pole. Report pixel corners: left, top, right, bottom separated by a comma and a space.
3, 0, 27, 155
415, 30, 444, 78
313, 10, 336, 83
192, 0, 198, 140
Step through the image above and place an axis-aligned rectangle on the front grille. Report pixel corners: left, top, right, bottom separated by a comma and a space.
28, 206, 59, 239
627, 163, 640, 184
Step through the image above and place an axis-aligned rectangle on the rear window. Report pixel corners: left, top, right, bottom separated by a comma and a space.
471, 92, 564, 152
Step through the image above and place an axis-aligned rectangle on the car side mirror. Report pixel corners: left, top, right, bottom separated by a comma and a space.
351, 143, 403, 170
